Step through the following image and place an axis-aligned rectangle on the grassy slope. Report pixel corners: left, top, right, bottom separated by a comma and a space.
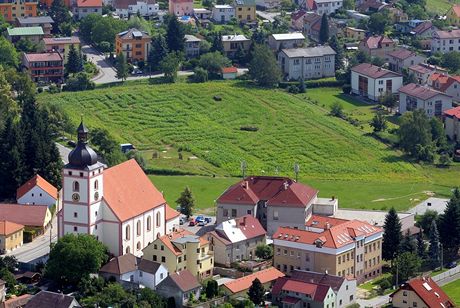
442, 279, 460, 305
426, 0, 456, 15
39, 81, 460, 211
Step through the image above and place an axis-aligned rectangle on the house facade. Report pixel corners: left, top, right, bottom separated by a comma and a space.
16, 16, 54, 35
351, 63, 403, 101
212, 5, 235, 23
221, 34, 251, 58
22, 52, 64, 84
278, 46, 336, 80
0, 221, 23, 254
0, 204, 52, 235
408, 63, 447, 85
398, 83, 453, 117
344, 27, 366, 41
444, 106, 460, 142
431, 29, 460, 53
429, 73, 460, 102
388, 49, 426, 73
314, 0, 343, 15
358, 35, 396, 62
57, 122, 167, 257
165, 207, 180, 234
273, 216, 383, 284
112, 0, 159, 18
233, 0, 256, 22
0, 0, 37, 22
156, 270, 201, 308
115, 28, 151, 63
268, 33, 305, 51
43, 37, 81, 64
410, 21, 437, 50
184, 35, 201, 58
16, 174, 57, 207
169, 0, 193, 16
74, 0, 102, 19
7, 27, 43, 44
24, 291, 80, 308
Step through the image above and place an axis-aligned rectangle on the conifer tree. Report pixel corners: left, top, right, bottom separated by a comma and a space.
176, 187, 195, 219
382, 207, 402, 263
429, 220, 441, 269
416, 231, 426, 259
166, 15, 185, 52
319, 13, 329, 44
248, 278, 265, 305
401, 230, 417, 254
66, 44, 82, 74
50, 0, 71, 33
148, 35, 168, 73
329, 35, 344, 70
115, 52, 128, 81
438, 188, 460, 259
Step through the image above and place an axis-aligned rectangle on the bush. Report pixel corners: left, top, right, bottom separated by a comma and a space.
287, 85, 299, 94
330, 101, 344, 118
63, 73, 95, 92
193, 67, 208, 83
48, 84, 61, 94
37, 87, 43, 93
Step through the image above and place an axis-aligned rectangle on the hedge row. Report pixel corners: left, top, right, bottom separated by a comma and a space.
279, 78, 344, 89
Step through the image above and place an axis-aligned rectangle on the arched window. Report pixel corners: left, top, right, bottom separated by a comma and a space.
137, 221, 141, 236
156, 232, 161, 239
137, 241, 141, 251
126, 246, 130, 254
126, 225, 130, 240
156, 212, 161, 227
147, 216, 151, 231
73, 181, 80, 192
94, 180, 99, 190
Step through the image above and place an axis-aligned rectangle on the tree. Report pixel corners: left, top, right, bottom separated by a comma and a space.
166, 15, 185, 52
416, 231, 426, 259
402, 68, 418, 85
49, 0, 71, 33
398, 110, 433, 159
370, 112, 387, 133
401, 230, 417, 254
249, 44, 281, 87
416, 210, 438, 237
66, 44, 83, 74
0, 37, 19, 67
379, 92, 397, 110
205, 279, 219, 299
319, 14, 329, 44
441, 51, 460, 74
430, 117, 447, 150
330, 101, 344, 118
198, 51, 231, 76
255, 244, 273, 259
63, 72, 95, 91
45, 234, 109, 286
429, 220, 441, 269
90, 128, 126, 166
382, 207, 402, 263
115, 52, 128, 81
15, 38, 37, 53
139, 288, 166, 307
176, 187, 195, 219
126, 150, 146, 170
193, 67, 208, 83
210, 33, 224, 52
160, 52, 181, 82
343, 0, 354, 9
148, 35, 169, 73
392, 252, 421, 283
248, 278, 265, 305
0, 256, 18, 272
0, 268, 16, 290
438, 188, 460, 260
368, 12, 388, 34
439, 153, 452, 167
329, 35, 344, 70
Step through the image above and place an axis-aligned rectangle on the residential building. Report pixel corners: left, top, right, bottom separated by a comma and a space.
221, 34, 251, 58
57, 123, 168, 257
431, 29, 460, 53
344, 27, 366, 41
7, 27, 44, 44
356, 0, 388, 13
99, 253, 168, 289
0, 0, 38, 22
233, 0, 256, 22
156, 270, 201, 308
255, 0, 280, 9
24, 291, 80, 308
208, 215, 266, 267
184, 34, 201, 58
193, 8, 211, 20
390, 277, 455, 308
351, 63, 403, 101
22, 52, 64, 84
410, 21, 437, 50
16, 16, 54, 36
0, 204, 51, 235
358, 35, 396, 62
74, 0, 103, 19
446, 4, 460, 26
387, 7, 408, 23
429, 73, 460, 102
303, 12, 338, 43
0, 221, 24, 254
408, 63, 447, 85
221, 66, 238, 79
273, 215, 384, 283
444, 106, 460, 142
222, 267, 285, 298
272, 276, 336, 308
16, 174, 58, 207
165, 206, 180, 234
291, 10, 307, 30
43, 37, 81, 64
3, 294, 33, 307
112, 0, 159, 18
115, 28, 151, 63
278, 46, 336, 80
216, 176, 338, 236
212, 4, 235, 23
399, 83, 453, 117
314, 0, 343, 15
268, 32, 305, 51
142, 229, 214, 280
388, 49, 426, 73
169, 0, 193, 16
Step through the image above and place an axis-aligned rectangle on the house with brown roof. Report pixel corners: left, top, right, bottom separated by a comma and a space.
390, 277, 455, 308
74, 0, 102, 19
208, 215, 266, 267
216, 176, 338, 236
444, 106, 460, 143
22, 52, 64, 84
410, 21, 437, 50
429, 73, 460, 102
408, 63, 447, 85
16, 174, 57, 208
303, 12, 338, 43
399, 83, 453, 117
351, 63, 403, 101
142, 229, 213, 280
431, 29, 460, 53
112, 0, 159, 18
291, 10, 307, 30
344, 27, 366, 41
0, 221, 23, 254
222, 267, 285, 298
24, 291, 80, 308
447, 4, 460, 26
16, 16, 54, 36
156, 269, 201, 308
58, 123, 169, 257
388, 49, 426, 73
356, 0, 388, 13
0, 204, 52, 234
43, 37, 81, 64
273, 215, 383, 283
99, 253, 168, 289
387, 7, 408, 23
116, 28, 151, 63
358, 35, 396, 62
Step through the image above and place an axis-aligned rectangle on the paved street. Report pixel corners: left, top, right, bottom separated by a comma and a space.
56, 143, 71, 164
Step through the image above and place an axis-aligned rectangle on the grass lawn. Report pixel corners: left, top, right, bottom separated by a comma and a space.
39, 81, 460, 211
442, 279, 460, 305
426, 0, 457, 15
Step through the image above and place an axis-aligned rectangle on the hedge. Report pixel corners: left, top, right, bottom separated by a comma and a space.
279, 78, 344, 89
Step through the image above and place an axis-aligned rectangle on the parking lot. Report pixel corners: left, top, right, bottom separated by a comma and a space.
180, 214, 217, 236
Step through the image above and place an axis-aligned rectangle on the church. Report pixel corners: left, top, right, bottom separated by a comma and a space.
58, 122, 178, 257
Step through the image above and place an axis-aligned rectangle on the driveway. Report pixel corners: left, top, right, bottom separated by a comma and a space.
56, 143, 71, 164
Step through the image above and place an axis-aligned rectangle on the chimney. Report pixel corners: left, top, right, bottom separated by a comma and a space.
242, 180, 249, 189
325, 222, 331, 230
332, 195, 335, 200
243, 216, 247, 225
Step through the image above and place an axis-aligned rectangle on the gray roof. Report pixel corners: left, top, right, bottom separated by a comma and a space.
24, 291, 78, 308
185, 34, 202, 42
17, 16, 54, 24
281, 46, 336, 58
172, 235, 199, 244
221, 34, 249, 42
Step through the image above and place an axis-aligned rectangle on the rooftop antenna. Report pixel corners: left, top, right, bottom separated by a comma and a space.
241, 160, 247, 179
294, 162, 300, 182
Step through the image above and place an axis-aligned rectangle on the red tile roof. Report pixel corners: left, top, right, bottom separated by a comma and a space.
444, 106, 460, 119
305, 215, 348, 229
113, 0, 155, 9
272, 277, 331, 301
305, 0, 316, 10
24, 52, 62, 63
451, 4, 460, 17
361, 35, 394, 49
4, 294, 33, 308
103, 159, 166, 222
399, 83, 449, 100
435, 29, 460, 39
351, 63, 402, 79
17, 174, 58, 201
411, 21, 434, 35
390, 277, 455, 308
235, 215, 266, 239
388, 48, 416, 60
291, 10, 306, 21
167, 269, 201, 292
165, 206, 180, 221
223, 267, 285, 294
77, 0, 102, 7
156, 228, 194, 256
430, 73, 460, 92
0, 220, 24, 236
291, 270, 352, 292
217, 176, 318, 208
0, 204, 49, 227
222, 66, 237, 74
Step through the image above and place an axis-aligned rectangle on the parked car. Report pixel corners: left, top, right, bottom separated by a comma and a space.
189, 220, 196, 226
198, 221, 206, 226
204, 217, 212, 224
195, 215, 205, 223
447, 261, 457, 269
179, 217, 185, 225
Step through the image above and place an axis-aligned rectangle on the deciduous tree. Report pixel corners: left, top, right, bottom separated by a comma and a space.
115, 52, 128, 81
176, 187, 195, 219
160, 52, 181, 82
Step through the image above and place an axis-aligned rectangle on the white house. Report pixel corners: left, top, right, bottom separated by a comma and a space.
57, 122, 168, 257
431, 29, 460, 53
16, 174, 57, 207
193, 8, 211, 20
212, 5, 235, 23
351, 63, 403, 101
74, 0, 103, 20
387, 49, 426, 73
314, 0, 343, 15
268, 32, 305, 51
399, 83, 453, 117
112, 0, 159, 18
444, 106, 460, 142
99, 253, 168, 289
184, 34, 201, 58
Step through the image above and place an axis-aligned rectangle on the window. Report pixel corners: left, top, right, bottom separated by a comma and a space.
74, 212, 78, 218
273, 210, 279, 220
73, 226, 77, 232
247, 210, 251, 215
413, 302, 418, 307
161, 256, 166, 262
161, 245, 164, 251
223, 209, 228, 217
231, 209, 237, 217
160, 273, 164, 279
403, 291, 407, 296
147, 216, 152, 231
153, 255, 157, 261
126, 225, 130, 240
179, 256, 182, 262
137, 221, 141, 236
73, 181, 80, 192
156, 211, 161, 227
94, 180, 98, 190
126, 246, 130, 254
139, 271, 143, 277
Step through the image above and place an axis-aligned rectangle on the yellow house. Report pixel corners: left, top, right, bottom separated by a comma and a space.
233, 0, 256, 22
345, 27, 366, 41
0, 220, 24, 253
447, 4, 460, 26
142, 229, 213, 280
42, 37, 81, 64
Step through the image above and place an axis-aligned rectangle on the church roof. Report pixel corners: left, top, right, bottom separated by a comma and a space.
103, 159, 167, 222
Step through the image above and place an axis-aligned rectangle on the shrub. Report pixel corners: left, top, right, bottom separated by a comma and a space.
48, 84, 61, 94
193, 67, 208, 83
330, 101, 344, 118
287, 85, 299, 94
63, 73, 95, 92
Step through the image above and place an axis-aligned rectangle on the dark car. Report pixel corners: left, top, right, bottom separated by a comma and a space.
204, 217, 212, 224
447, 261, 457, 269
67, 140, 76, 147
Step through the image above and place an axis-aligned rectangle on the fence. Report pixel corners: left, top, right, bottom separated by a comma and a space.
432, 266, 460, 283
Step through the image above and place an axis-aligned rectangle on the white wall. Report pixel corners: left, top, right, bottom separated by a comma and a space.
166, 216, 180, 234
212, 7, 235, 23
18, 186, 56, 207
399, 92, 453, 117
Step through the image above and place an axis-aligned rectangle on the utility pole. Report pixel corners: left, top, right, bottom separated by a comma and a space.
395, 261, 399, 289
294, 163, 300, 182
241, 160, 247, 179
440, 243, 443, 270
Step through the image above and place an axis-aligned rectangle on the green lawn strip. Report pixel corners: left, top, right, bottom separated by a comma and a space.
441, 279, 460, 305
431, 268, 449, 276
426, 0, 454, 15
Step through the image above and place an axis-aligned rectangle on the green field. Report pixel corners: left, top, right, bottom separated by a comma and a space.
39, 81, 460, 211
426, 0, 457, 15
442, 279, 460, 305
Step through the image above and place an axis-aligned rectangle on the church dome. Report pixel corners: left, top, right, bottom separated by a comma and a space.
67, 121, 99, 168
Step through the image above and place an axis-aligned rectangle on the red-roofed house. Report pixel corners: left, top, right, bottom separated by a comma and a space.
388, 49, 426, 73
222, 267, 285, 297
444, 106, 460, 142
0, 220, 24, 253
17, 174, 58, 207
447, 4, 460, 26
208, 215, 266, 266
273, 216, 383, 283
398, 83, 452, 117
351, 63, 403, 101
358, 35, 396, 62
216, 176, 338, 236
156, 270, 201, 308
408, 63, 447, 85
221, 66, 238, 79
429, 73, 460, 102
291, 10, 307, 30
22, 52, 64, 84
58, 123, 170, 257
390, 277, 455, 308
74, 0, 102, 19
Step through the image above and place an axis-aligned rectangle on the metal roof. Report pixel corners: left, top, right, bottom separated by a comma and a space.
281, 46, 336, 58
16, 16, 54, 24
7, 27, 44, 36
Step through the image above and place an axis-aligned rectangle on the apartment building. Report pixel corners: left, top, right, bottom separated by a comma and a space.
7, 27, 43, 44
444, 106, 460, 143
169, 0, 193, 16
142, 229, 213, 280
273, 215, 383, 284
221, 34, 251, 58
268, 32, 305, 51
22, 52, 64, 84
112, 0, 159, 18
431, 29, 460, 53
0, 0, 37, 22
184, 34, 201, 58
314, 0, 343, 15
398, 83, 452, 117
16, 16, 54, 36
211, 4, 235, 23
74, 0, 102, 19
43, 37, 81, 64
115, 28, 151, 63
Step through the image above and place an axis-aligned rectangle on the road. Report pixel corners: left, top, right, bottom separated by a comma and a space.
56, 143, 71, 164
